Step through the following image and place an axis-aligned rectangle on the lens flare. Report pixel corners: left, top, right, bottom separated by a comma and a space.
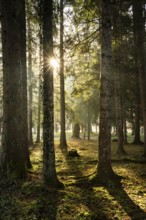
49, 58, 59, 69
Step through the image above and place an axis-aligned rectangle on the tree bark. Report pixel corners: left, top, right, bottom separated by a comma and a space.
133, 0, 146, 155
36, 23, 43, 143
133, 69, 141, 144
21, 0, 32, 169
123, 114, 128, 144
36, 73, 41, 143
87, 104, 91, 141
112, 3, 126, 155
27, 18, 33, 146
1, 0, 28, 178
42, 0, 62, 187
97, 0, 116, 182
72, 123, 80, 139
114, 66, 126, 154
59, 0, 67, 150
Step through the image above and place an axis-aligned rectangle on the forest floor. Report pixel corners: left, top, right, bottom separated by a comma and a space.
0, 136, 146, 220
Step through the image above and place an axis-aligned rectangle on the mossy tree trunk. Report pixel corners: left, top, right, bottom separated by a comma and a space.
42, 0, 62, 187
97, 0, 116, 182
1, 0, 29, 178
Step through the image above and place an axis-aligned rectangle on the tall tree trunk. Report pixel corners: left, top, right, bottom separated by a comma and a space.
133, 0, 146, 155
42, 0, 62, 187
27, 18, 33, 146
96, 0, 116, 182
114, 66, 126, 154
36, 73, 41, 143
133, 69, 141, 144
1, 0, 28, 178
87, 104, 91, 141
21, 1, 32, 169
112, 3, 126, 155
123, 113, 128, 144
36, 23, 43, 144
59, 0, 67, 150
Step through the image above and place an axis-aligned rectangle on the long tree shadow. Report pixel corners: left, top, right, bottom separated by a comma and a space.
105, 178, 146, 220
65, 156, 146, 219
65, 155, 110, 219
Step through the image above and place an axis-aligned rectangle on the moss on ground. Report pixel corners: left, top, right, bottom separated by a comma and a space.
0, 138, 146, 219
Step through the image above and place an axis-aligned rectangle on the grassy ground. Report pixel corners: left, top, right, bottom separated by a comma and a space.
0, 137, 146, 220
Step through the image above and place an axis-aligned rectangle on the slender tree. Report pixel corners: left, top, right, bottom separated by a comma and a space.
21, 0, 32, 169
42, 0, 63, 187
36, 74, 41, 143
27, 17, 33, 146
36, 32, 42, 143
87, 103, 91, 141
59, 0, 67, 150
114, 59, 126, 154
133, 67, 141, 144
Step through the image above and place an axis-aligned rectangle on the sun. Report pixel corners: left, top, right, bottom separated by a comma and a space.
49, 57, 59, 69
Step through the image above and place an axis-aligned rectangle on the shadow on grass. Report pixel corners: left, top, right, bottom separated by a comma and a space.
0, 176, 62, 220
64, 152, 146, 220
65, 156, 109, 219
105, 179, 146, 220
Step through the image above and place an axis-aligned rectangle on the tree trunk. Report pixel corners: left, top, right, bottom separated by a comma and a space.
36, 26, 43, 143
87, 104, 91, 141
27, 18, 33, 146
112, 3, 126, 155
42, 0, 62, 187
133, 0, 146, 156
84, 124, 86, 140
36, 73, 41, 143
123, 114, 128, 144
1, 0, 28, 178
72, 123, 80, 139
21, 1, 32, 169
114, 67, 126, 154
97, 0, 116, 182
133, 70, 141, 144
59, 0, 67, 150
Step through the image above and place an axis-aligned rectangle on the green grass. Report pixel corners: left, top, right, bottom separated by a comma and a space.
0, 137, 146, 219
